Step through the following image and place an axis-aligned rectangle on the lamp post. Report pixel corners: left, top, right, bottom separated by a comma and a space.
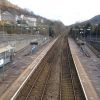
96, 29, 98, 41
87, 27, 91, 41
20, 15, 24, 34
79, 28, 84, 40
95, 24, 98, 41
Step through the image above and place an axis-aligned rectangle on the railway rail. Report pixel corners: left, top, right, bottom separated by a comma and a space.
13, 35, 86, 100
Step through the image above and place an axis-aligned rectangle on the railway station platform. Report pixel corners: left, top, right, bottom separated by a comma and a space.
0, 37, 58, 100
68, 38, 100, 100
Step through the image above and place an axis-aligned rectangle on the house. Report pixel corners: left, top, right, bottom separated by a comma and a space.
16, 15, 37, 27
23, 16, 37, 27
0, 11, 16, 24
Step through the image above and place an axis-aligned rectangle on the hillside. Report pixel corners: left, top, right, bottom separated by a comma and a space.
0, 0, 37, 17
88, 15, 100, 24
0, 0, 67, 36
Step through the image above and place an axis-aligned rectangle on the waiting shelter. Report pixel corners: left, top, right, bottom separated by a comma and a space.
0, 45, 14, 67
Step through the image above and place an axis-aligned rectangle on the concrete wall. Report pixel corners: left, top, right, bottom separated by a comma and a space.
0, 36, 50, 52
0, 39, 33, 52
9, 39, 32, 52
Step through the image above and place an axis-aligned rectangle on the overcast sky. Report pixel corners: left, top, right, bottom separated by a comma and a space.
10, 0, 100, 25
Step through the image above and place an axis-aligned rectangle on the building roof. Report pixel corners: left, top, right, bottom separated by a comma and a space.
0, 45, 14, 54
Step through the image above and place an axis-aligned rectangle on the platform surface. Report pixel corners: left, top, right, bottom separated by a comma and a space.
68, 38, 100, 100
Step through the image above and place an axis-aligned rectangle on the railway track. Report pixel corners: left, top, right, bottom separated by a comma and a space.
60, 39, 75, 100
14, 35, 85, 100
15, 36, 60, 100
60, 37, 85, 100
